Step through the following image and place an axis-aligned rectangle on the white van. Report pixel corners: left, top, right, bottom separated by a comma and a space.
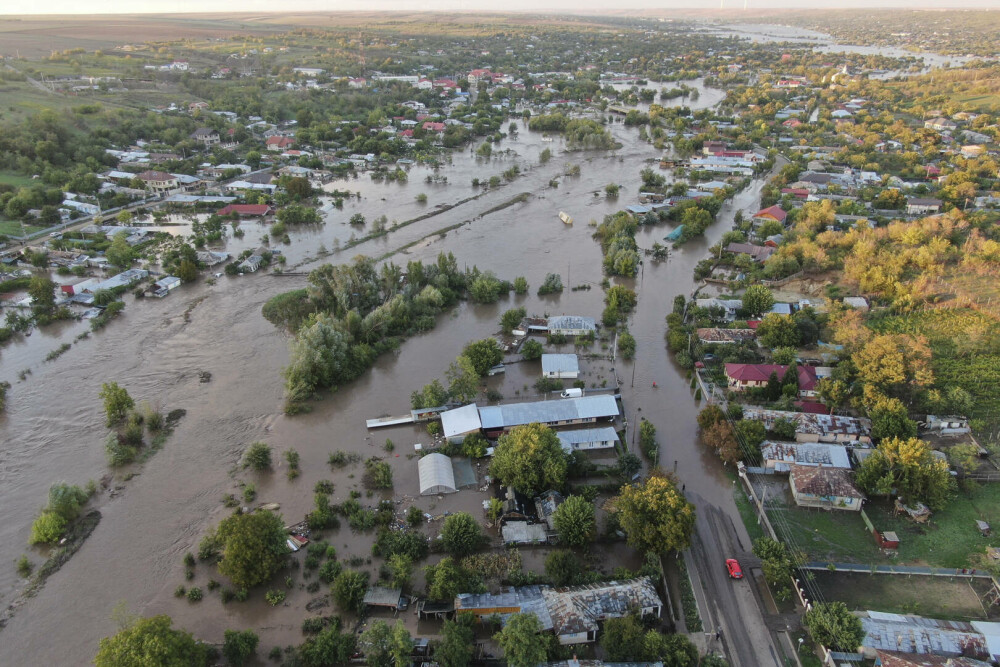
560, 388, 583, 398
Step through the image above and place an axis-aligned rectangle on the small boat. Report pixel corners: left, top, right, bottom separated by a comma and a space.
559, 211, 573, 225
541, 136, 554, 142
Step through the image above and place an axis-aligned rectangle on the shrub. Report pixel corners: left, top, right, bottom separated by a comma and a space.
363, 458, 393, 489
186, 587, 203, 602
302, 617, 325, 635
318, 560, 343, 584
244, 442, 272, 471
17, 555, 33, 578
265, 589, 286, 606
29, 512, 68, 545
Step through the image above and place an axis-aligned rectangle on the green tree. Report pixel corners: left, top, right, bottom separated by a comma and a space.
854, 436, 956, 509
803, 601, 865, 652
215, 510, 289, 588
434, 616, 475, 667
521, 339, 544, 360
332, 569, 369, 614
411, 379, 450, 410
469, 273, 503, 303
100, 382, 134, 426
491, 423, 568, 496
222, 629, 259, 666
388, 553, 413, 589
361, 621, 394, 667
462, 338, 504, 376
641, 631, 698, 663
756, 313, 798, 349
27, 275, 56, 312
283, 313, 351, 406
390, 620, 414, 667
441, 512, 483, 558
425, 557, 468, 602
741, 284, 775, 318
94, 615, 208, 667
494, 613, 547, 667
106, 231, 134, 269
446, 355, 480, 403
601, 614, 645, 661
513, 276, 529, 294
300, 625, 356, 667
500, 307, 527, 335
615, 472, 695, 553
552, 495, 595, 547
246, 151, 262, 169
243, 441, 272, 471
544, 549, 581, 586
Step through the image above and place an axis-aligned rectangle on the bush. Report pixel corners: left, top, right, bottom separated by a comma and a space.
29, 512, 68, 545
537, 273, 563, 295
302, 617, 325, 635
521, 339, 544, 360
16, 555, 33, 578
265, 589, 286, 606
318, 560, 342, 584
363, 458, 393, 489
104, 432, 137, 467
244, 442, 272, 471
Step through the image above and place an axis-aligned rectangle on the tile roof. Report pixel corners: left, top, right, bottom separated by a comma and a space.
753, 204, 788, 222
725, 363, 817, 391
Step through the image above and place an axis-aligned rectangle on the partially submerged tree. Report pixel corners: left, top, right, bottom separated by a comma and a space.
490, 423, 568, 496
614, 472, 695, 554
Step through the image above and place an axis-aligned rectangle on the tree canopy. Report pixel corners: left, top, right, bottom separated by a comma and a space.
552, 495, 596, 547
440, 512, 484, 558
215, 510, 289, 588
804, 601, 865, 652
494, 613, 548, 667
854, 436, 956, 509
614, 472, 695, 553
490, 423, 568, 496
94, 615, 208, 667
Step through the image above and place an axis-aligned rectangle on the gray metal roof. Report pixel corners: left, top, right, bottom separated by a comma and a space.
363, 586, 402, 607
861, 611, 990, 658
479, 395, 618, 431
542, 354, 580, 375
556, 427, 619, 450
543, 578, 662, 637
761, 441, 851, 469
440, 403, 482, 438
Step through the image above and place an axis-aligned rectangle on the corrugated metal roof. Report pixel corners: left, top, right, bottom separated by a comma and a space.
543, 578, 662, 637
761, 441, 851, 469
548, 315, 596, 333
541, 354, 580, 375
862, 612, 990, 658
556, 427, 619, 450
479, 395, 619, 431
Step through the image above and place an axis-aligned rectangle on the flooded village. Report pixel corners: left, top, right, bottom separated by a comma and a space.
1, 9, 1000, 667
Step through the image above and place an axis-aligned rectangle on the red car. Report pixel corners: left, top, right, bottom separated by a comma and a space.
726, 558, 743, 579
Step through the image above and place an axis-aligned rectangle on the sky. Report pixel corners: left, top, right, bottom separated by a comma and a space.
6, 0, 1000, 14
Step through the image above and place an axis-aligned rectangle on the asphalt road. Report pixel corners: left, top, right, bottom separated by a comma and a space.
687, 493, 785, 667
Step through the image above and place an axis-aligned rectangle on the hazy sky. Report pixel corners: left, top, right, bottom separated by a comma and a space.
8, 0, 1000, 14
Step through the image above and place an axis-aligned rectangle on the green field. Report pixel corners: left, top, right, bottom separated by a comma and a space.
0, 171, 36, 189
812, 570, 993, 620
768, 484, 1000, 569
0, 220, 45, 237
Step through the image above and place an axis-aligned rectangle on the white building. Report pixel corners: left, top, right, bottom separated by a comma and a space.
541, 354, 580, 379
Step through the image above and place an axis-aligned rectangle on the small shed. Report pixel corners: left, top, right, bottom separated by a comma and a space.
977, 520, 991, 537
363, 586, 403, 610
439, 403, 482, 443
418, 453, 457, 496
501, 521, 549, 545
876, 530, 899, 550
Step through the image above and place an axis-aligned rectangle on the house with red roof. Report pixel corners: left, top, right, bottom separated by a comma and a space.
782, 118, 803, 128
725, 363, 818, 396
265, 136, 295, 152
217, 204, 273, 217
752, 205, 788, 228
422, 121, 446, 133
780, 188, 809, 200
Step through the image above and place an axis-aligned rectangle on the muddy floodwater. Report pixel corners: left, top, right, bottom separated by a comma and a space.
0, 81, 766, 662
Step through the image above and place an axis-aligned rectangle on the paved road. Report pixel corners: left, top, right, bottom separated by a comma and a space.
688, 494, 785, 667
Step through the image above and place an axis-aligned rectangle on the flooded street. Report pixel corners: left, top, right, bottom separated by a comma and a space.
0, 81, 763, 662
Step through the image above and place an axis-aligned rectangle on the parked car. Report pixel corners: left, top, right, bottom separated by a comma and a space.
726, 558, 743, 579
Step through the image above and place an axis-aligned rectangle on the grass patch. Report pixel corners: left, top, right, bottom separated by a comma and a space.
769, 484, 1000, 568
0, 220, 46, 237
0, 171, 35, 188
811, 570, 991, 620
676, 553, 702, 632
734, 483, 766, 543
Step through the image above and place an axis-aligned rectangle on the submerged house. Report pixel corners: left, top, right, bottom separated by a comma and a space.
788, 464, 863, 511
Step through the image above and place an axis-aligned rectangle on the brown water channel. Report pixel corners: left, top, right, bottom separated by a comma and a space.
0, 82, 770, 662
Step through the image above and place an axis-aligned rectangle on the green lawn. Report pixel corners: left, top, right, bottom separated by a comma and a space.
734, 484, 766, 543
0, 171, 36, 188
768, 484, 1000, 568
0, 220, 45, 237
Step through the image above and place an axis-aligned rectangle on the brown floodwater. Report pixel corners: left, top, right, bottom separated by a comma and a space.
0, 79, 771, 663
